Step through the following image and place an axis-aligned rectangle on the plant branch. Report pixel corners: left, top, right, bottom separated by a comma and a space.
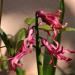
35, 11, 43, 75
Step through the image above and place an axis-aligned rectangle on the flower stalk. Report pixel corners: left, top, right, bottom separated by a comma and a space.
35, 12, 43, 75
52, 0, 65, 75
59, 0, 65, 24
54, 0, 65, 74
57, 0, 65, 42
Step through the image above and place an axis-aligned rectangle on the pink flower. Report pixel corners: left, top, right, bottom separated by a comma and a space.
41, 38, 75, 64
19, 28, 35, 52
9, 28, 34, 70
37, 10, 66, 39
9, 49, 31, 70
37, 10, 62, 29
27, 28, 35, 44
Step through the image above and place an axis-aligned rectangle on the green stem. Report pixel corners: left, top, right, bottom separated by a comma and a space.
59, 0, 65, 24
57, 0, 65, 43
35, 12, 43, 75
55, 1, 65, 75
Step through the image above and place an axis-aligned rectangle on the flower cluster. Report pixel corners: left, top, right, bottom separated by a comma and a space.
37, 10, 67, 39
9, 28, 34, 70
9, 10, 75, 70
41, 38, 75, 64
37, 10, 75, 65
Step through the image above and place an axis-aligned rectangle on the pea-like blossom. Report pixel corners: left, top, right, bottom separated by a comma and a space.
9, 28, 34, 70
41, 38, 75, 64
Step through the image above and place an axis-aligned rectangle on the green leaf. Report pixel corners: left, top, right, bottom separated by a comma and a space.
0, 28, 14, 56
1, 60, 8, 70
62, 27, 75, 31
0, 56, 8, 70
43, 36, 57, 75
43, 50, 50, 75
14, 28, 27, 50
15, 28, 27, 43
25, 18, 35, 25
16, 67, 25, 75
9, 48, 15, 56
0, 28, 12, 48
38, 25, 75, 32
39, 25, 52, 31
8, 36, 16, 49
43, 49, 57, 75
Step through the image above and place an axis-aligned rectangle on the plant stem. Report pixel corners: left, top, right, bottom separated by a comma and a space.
60, 0, 65, 24
57, 0, 65, 43
35, 12, 43, 75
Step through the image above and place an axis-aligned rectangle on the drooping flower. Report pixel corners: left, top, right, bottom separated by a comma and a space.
9, 49, 31, 70
41, 38, 75, 64
19, 28, 35, 52
9, 28, 34, 70
37, 10, 67, 39
37, 10, 62, 29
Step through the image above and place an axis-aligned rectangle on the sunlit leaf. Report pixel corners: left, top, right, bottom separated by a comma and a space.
0, 56, 8, 70
15, 28, 27, 43
38, 24, 75, 32
16, 67, 25, 75
25, 18, 35, 25
62, 27, 75, 31
14, 28, 27, 50
39, 25, 52, 31
43, 46, 57, 75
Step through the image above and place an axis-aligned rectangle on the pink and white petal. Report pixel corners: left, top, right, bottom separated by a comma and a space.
57, 54, 72, 62
52, 28, 58, 39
